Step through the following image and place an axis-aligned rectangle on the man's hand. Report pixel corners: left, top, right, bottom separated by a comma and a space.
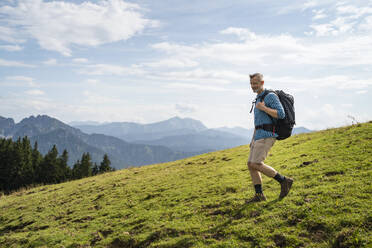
256, 101, 279, 118
256, 101, 266, 111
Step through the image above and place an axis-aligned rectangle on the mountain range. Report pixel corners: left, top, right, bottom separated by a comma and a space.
73, 118, 312, 152
0, 115, 199, 169
72, 117, 254, 153
0, 115, 311, 169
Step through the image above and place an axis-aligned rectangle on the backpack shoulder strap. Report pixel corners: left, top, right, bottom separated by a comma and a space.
260, 89, 277, 124
259, 89, 276, 102
250, 89, 276, 114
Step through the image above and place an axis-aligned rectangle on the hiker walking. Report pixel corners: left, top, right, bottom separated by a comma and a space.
246, 73, 293, 203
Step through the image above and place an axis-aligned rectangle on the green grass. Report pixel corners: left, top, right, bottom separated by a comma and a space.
1, 122, 371, 248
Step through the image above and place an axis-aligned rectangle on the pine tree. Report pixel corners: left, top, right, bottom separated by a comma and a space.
32, 141, 43, 184
1, 137, 116, 194
11, 137, 25, 191
20, 136, 34, 186
72, 159, 82, 180
0, 138, 13, 192
39, 145, 59, 184
80, 152, 93, 178
99, 154, 112, 173
92, 162, 99, 176
57, 149, 71, 182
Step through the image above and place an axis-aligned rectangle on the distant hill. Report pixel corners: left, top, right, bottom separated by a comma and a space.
72, 116, 251, 153
72, 118, 311, 153
68, 120, 104, 126
213, 126, 255, 139
0, 116, 15, 138
292, 126, 312, 135
133, 129, 250, 152
1, 115, 313, 169
72, 116, 208, 142
1, 122, 370, 247
28, 128, 124, 168
0, 115, 199, 169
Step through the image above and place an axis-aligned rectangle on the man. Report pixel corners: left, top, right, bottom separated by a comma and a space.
246, 73, 293, 203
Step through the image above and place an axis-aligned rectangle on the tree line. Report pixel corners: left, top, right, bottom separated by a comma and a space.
0, 136, 115, 194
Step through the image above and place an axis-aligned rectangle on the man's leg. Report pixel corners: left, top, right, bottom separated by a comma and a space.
246, 164, 266, 203
248, 166, 263, 194
246, 139, 268, 203
247, 137, 277, 189
248, 166, 262, 185
248, 162, 293, 199
248, 161, 277, 178
247, 140, 263, 194
248, 161, 284, 195
246, 137, 293, 202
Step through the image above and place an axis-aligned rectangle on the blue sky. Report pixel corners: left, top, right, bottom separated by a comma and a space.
0, 0, 371, 130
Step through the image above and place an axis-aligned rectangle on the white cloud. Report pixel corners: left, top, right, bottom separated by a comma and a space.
26, 89, 45, 96
0, 26, 25, 43
72, 26, 372, 94
341, 103, 353, 107
306, 2, 372, 37
336, 5, 372, 16
151, 42, 199, 56
76, 60, 250, 88
150, 68, 250, 84
0, 94, 182, 126
73, 58, 89, 63
142, 58, 199, 68
82, 90, 122, 105
0, 0, 158, 56
0, 44, 23, 51
151, 27, 372, 68
6, 76, 33, 81
276, 0, 336, 15
175, 103, 197, 114
164, 82, 251, 97
78, 63, 146, 76
312, 9, 327, 20
0, 58, 35, 67
310, 15, 357, 36
165, 83, 229, 92
5, 76, 36, 87
309, 23, 336, 36
152, 34, 302, 66
220, 27, 257, 40
355, 90, 367, 94
298, 103, 352, 130
268, 75, 372, 92
359, 15, 372, 31
43, 58, 57, 66
85, 79, 99, 84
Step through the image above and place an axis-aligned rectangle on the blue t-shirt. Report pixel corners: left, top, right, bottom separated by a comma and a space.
253, 89, 285, 141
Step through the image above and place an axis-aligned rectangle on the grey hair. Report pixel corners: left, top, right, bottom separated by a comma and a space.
250, 73, 263, 82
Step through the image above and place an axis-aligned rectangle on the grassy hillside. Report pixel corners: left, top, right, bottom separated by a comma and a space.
0, 122, 371, 248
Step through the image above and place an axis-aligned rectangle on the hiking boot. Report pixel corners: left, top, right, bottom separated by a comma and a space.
279, 177, 294, 199
245, 193, 267, 204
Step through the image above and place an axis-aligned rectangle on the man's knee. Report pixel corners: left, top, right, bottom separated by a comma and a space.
247, 161, 263, 170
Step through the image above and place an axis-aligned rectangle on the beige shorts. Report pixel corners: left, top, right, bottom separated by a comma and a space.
248, 137, 276, 163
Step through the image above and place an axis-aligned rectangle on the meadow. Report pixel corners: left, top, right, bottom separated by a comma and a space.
0, 122, 371, 247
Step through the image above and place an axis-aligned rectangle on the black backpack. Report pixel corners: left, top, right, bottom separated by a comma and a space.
251, 90, 295, 140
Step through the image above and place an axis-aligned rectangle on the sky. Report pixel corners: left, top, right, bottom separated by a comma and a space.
0, 0, 371, 130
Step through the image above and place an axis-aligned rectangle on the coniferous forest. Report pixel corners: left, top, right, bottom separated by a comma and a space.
0, 136, 115, 194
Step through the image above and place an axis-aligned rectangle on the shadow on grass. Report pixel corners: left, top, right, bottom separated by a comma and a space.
203, 198, 280, 239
